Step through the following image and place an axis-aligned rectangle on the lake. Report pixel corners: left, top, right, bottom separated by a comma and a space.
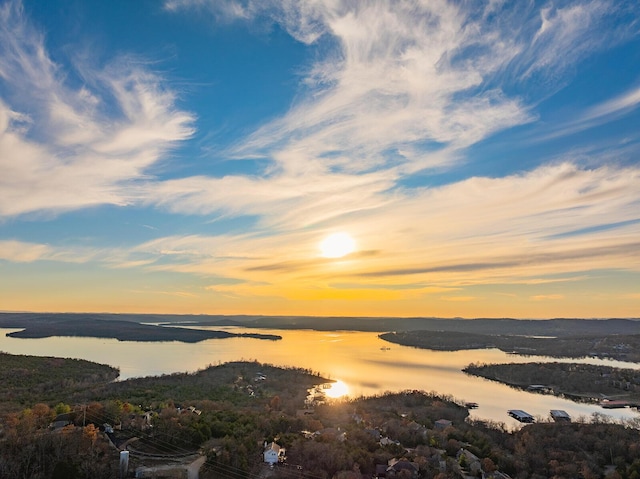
1, 326, 639, 427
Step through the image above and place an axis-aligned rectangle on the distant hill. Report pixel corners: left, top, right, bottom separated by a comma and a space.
1, 312, 638, 337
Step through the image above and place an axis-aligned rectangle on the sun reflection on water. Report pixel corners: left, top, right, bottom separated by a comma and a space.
324, 380, 349, 398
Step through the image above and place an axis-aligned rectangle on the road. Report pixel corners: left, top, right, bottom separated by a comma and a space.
133, 454, 206, 479
188, 456, 207, 479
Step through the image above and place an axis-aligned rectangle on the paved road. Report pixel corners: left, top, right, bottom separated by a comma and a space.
188, 456, 206, 479
134, 454, 205, 479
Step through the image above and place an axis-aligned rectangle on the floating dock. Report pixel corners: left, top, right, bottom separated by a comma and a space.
508, 409, 535, 423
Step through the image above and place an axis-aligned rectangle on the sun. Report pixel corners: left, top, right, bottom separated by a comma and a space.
320, 233, 356, 258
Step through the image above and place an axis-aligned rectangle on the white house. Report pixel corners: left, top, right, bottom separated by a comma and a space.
263, 442, 286, 465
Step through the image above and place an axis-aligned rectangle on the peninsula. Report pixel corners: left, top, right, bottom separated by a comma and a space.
464, 362, 640, 405
2, 317, 280, 343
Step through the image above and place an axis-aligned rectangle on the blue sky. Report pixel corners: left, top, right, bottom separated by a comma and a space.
1, 0, 639, 317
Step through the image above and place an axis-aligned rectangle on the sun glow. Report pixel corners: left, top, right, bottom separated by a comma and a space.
324, 380, 349, 398
320, 233, 356, 258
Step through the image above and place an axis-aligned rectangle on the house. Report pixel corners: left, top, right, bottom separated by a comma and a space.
375, 463, 388, 478
407, 420, 428, 438
407, 420, 421, 431
49, 420, 72, 430
386, 458, 419, 478
434, 419, 452, 430
49, 412, 73, 430
380, 436, 400, 447
263, 442, 286, 465
457, 448, 481, 475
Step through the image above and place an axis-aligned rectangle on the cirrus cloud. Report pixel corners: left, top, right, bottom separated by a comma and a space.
0, 1, 195, 218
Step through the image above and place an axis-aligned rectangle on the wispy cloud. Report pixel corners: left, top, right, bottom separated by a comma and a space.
114, 162, 640, 302
441, 296, 477, 302
0, 240, 51, 262
224, 1, 533, 175
585, 86, 640, 121
524, 1, 611, 78
531, 294, 564, 301
146, 169, 395, 229
130, 289, 199, 298
0, 1, 194, 218
533, 85, 640, 141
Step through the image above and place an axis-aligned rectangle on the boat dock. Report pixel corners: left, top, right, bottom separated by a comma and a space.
550, 410, 571, 422
508, 409, 535, 423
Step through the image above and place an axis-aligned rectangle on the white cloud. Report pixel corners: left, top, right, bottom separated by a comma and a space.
584, 86, 640, 122
164, 0, 254, 22
0, 240, 51, 262
224, 1, 533, 175
532, 84, 640, 142
146, 168, 395, 228
0, 1, 195, 218
521, 0, 623, 80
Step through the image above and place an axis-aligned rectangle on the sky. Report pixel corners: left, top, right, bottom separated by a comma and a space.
1, 0, 639, 318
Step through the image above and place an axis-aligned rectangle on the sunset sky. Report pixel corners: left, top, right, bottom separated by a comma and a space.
1, 0, 639, 318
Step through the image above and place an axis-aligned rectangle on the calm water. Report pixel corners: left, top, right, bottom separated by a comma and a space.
1, 327, 639, 427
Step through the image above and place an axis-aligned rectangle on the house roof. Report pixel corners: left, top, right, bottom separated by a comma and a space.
265, 441, 281, 452
388, 458, 418, 472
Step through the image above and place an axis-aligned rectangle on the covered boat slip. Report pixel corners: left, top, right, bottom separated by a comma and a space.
508, 409, 535, 423
550, 409, 571, 422
508, 409, 573, 423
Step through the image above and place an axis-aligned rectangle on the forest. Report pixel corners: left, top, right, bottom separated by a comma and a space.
0, 352, 119, 415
